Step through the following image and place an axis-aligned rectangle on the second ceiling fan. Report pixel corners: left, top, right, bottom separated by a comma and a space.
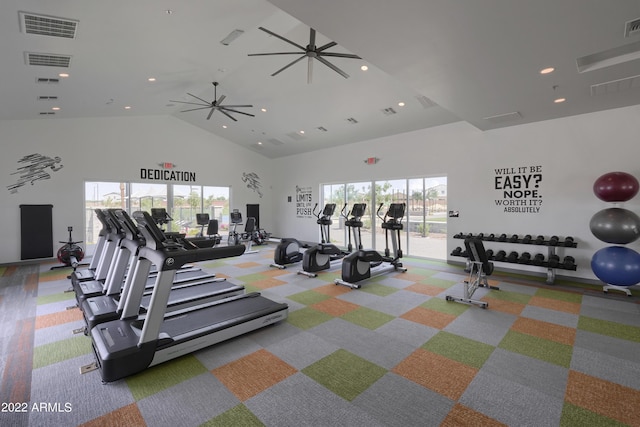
248, 26, 361, 84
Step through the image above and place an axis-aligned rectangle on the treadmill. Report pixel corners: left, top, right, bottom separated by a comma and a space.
71, 209, 116, 286
84, 211, 288, 383
81, 209, 244, 331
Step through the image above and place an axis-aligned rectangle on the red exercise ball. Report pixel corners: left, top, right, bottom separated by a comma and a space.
593, 171, 639, 202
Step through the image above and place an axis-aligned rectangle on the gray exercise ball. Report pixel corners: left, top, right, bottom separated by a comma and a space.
589, 207, 640, 244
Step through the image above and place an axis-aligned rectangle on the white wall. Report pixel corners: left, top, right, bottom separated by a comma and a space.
0, 115, 272, 264
271, 104, 640, 282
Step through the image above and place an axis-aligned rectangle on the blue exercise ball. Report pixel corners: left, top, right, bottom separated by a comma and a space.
589, 207, 640, 244
591, 246, 640, 286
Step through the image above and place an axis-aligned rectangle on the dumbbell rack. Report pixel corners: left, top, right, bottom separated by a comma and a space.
451, 233, 577, 285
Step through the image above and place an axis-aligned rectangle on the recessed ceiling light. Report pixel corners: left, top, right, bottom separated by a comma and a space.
148, 77, 156, 82
165, 9, 173, 15
554, 97, 566, 103
398, 101, 405, 107
261, 108, 267, 112
222, 125, 227, 129
540, 67, 555, 74
257, 141, 263, 145
124, 106, 131, 109
51, 106, 60, 111
299, 130, 305, 134
361, 65, 368, 71
58, 73, 69, 78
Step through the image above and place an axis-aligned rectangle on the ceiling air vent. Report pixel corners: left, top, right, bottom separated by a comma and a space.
483, 111, 522, 124
416, 95, 437, 109
36, 77, 60, 84
346, 117, 358, 124
382, 107, 397, 116
39, 112, 55, 115
625, 17, 640, 38
38, 96, 58, 101
26, 52, 71, 67
591, 74, 640, 96
286, 132, 306, 141
19, 12, 78, 39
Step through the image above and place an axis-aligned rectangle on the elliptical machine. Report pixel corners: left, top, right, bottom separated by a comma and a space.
335, 203, 407, 289
298, 203, 364, 277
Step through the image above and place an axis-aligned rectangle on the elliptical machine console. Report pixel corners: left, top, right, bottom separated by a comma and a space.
335, 202, 407, 289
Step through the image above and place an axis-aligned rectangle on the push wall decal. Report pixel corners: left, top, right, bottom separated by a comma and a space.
7, 153, 64, 194
242, 172, 263, 198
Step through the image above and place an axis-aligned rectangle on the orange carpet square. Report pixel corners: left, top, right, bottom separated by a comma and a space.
314, 283, 353, 297
261, 268, 290, 278
35, 309, 84, 329
251, 277, 286, 289
393, 349, 477, 400
441, 403, 508, 427
39, 270, 72, 282
400, 273, 428, 282
565, 370, 640, 426
529, 296, 581, 314
400, 307, 457, 329
212, 349, 297, 401
235, 262, 262, 269
406, 283, 447, 296
80, 403, 145, 427
311, 298, 359, 317
480, 297, 525, 316
511, 317, 576, 345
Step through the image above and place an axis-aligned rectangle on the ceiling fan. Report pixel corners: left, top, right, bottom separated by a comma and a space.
248, 27, 361, 84
170, 82, 254, 121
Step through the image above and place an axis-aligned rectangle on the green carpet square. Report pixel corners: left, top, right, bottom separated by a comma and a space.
315, 271, 341, 282
359, 282, 398, 296
235, 273, 268, 283
201, 404, 264, 427
287, 307, 333, 330
422, 331, 495, 369
36, 292, 75, 305
302, 349, 386, 401
33, 335, 92, 369
578, 316, 640, 343
560, 402, 626, 427
409, 267, 440, 277
199, 260, 227, 269
499, 330, 573, 367
419, 277, 457, 289
421, 297, 468, 316
340, 307, 395, 330
126, 354, 209, 401
484, 289, 531, 304
288, 290, 331, 306
535, 288, 582, 303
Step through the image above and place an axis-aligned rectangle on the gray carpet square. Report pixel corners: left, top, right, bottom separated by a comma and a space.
195, 334, 263, 370
375, 317, 439, 347
34, 319, 86, 346
353, 372, 455, 426
575, 330, 640, 363
245, 321, 302, 348
35, 299, 77, 316
570, 346, 640, 390
364, 289, 430, 316
444, 305, 515, 345
261, 282, 309, 298
481, 348, 569, 399
581, 294, 640, 314
431, 271, 468, 282
445, 281, 492, 300
460, 370, 564, 426
37, 279, 72, 296
246, 372, 386, 427
580, 304, 640, 327
374, 274, 416, 289
309, 318, 415, 369
29, 354, 134, 426
337, 289, 387, 306
267, 330, 339, 370
495, 281, 538, 295
138, 372, 237, 427
520, 304, 579, 328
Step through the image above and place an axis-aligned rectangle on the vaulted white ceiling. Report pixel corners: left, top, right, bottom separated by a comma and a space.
2, 0, 640, 158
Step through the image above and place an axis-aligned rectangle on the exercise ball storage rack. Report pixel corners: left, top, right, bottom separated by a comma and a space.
451, 233, 577, 285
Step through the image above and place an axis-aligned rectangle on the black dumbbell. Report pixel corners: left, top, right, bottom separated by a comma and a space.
485, 249, 494, 259
486, 233, 495, 241
477, 233, 484, 240
454, 232, 463, 238
563, 236, 574, 247
535, 235, 545, 245
522, 234, 532, 244
451, 246, 462, 256
549, 236, 559, 246
509, 234, 519, 243
460, 250, 468, 257
548, 254, 560, 267
518, 252, 531, 264
495, 250, 506, 261
532, 253, 545, 266
507, 251, 519, 262
498, 233, 507, 242
563, 256, 576, 269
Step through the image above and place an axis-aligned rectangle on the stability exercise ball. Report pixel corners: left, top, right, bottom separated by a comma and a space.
591, 246, 640, 286
589, 207, 640, 244
593, 171, 639, 202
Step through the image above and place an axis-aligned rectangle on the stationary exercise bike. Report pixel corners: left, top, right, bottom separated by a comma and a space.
335, 203, 407, 289
52, 226, 85, 270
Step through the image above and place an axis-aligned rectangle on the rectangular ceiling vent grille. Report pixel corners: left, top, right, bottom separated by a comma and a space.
286, 132, 306, 141
382, 107, 397, 115
591, 74, 640, 96
20, 12, 78, 39
36, 77, 60, 84
37, 96, 58, 100
625, 17, 640, 37
483, 111, 522, 124
346, 117, 358, 124
26, 52, 71, 67
267, 138, 284, 146
39, 112, 55, 115
416, 95, 437, 109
